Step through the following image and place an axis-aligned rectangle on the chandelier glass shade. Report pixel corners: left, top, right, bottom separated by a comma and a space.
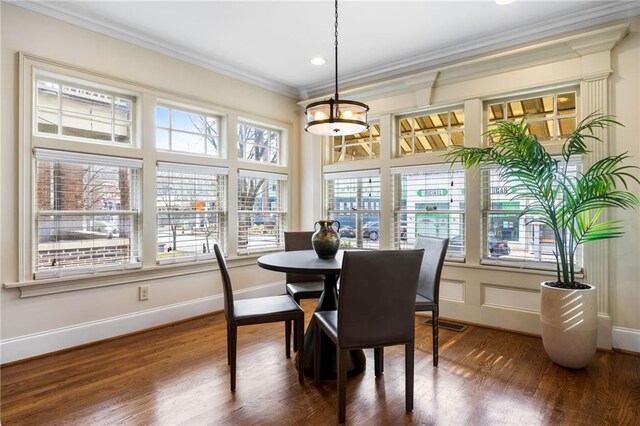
305, 0, 369, 137
305, 98, 369, 136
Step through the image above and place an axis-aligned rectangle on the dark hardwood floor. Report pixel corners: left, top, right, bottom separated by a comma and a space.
2, 300, 639, 425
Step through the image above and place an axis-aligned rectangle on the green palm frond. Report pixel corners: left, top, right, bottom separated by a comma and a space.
446, 113, 640, 285
562, 113, 622, 161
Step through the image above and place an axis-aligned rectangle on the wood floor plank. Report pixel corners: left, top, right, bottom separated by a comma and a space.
2, 301, 639, 425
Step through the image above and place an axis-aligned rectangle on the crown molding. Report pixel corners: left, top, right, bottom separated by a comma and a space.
302, 1, 640, 99
299, 70, 439, 106
8, 0, 640, 102
7, 0, 300, 99
301, 22, 629, 108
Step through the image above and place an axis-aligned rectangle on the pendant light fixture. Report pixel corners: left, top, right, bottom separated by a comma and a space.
305, 0, 369, 136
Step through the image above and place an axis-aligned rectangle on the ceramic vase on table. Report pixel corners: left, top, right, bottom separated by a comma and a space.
312, 220, 340, 259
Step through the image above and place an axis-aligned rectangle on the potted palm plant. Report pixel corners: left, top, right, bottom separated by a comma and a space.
446, 113, 639, 369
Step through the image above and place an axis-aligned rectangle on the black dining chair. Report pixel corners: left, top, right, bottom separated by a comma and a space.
313, 249, 424, 423
284, 231, 324, 351
414, 236, 449, 367
213, 243, 304, 391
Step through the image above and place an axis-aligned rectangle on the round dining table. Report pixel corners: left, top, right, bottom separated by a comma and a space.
257, 249, 366, 379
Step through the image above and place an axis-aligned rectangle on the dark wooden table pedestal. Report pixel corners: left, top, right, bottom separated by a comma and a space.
257, 250, 366, 379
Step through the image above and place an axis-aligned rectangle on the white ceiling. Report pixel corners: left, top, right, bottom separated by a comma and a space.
13, 1, 640, 99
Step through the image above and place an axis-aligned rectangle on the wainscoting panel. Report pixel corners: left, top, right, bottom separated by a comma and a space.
440, 279, 466, 303
482, 284, 540, 313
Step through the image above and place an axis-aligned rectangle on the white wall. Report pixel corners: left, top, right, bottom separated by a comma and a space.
1, 4, 301, 362
610, 19, 640, 331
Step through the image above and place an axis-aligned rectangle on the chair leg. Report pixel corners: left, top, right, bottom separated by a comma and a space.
226, 324, 231, 365
293, 296, 300, 352
432, 307, 439, 367
405, 341, 414, 412
374, 347, 384, 377
313, 321, 321, 386
338, 347, 347, 424
230, 324, 237, 391
296, 318, 304, 384
285, 320, 291, 358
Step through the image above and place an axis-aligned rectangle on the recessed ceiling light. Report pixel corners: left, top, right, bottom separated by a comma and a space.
496, 0, 516, 5
310, 57, 326, 66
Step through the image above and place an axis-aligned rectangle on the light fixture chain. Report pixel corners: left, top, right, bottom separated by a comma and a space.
334, 0, 339, 100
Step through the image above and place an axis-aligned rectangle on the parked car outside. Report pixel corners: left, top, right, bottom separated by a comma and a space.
93, 220, 119, 239
362, 222, 407, 241
339, 225, 356, 238
447, 235, 511, 257
362, 222, 379, 241
488, 235, 511, 257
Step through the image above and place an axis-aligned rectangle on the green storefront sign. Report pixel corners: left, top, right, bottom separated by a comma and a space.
416, 188, 448, 197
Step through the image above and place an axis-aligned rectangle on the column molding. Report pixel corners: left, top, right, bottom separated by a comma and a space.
581, 74, 610, 316
580, 71, 613, 349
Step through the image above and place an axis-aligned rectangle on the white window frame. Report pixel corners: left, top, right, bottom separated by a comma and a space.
156, 162, 228, 265
484, 87, 579, 145
396, 106, 465, 157
324, 169, 381, 249
236, 169, 288, 255
15, 55, 293, 295
23, 64, 144, 281
330, 120, 381, 163
480, 158, 584, 271
237, 120, 285, 166
33, 149, 143, 279
155, 104, 222, 157
391, 164, 466, 261
34, 70, 137, 148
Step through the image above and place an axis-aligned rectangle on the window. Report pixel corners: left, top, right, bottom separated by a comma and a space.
237, 170, 287, 255
486, 90, 577, 143
33, 149, 141, 279
36, 75, 134, 145
324, 170, 381, 249
481, 159, 583, 269
237, 122, 282, 164
156, 163, 227, 264
392, 165, 465, 259
397, 108, 464, 156
331, 121, 380, 162
155, 105, 220, 156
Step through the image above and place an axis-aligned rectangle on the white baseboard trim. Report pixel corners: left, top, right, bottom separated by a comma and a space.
612, 326, 640, 353
0, 281, 285, 364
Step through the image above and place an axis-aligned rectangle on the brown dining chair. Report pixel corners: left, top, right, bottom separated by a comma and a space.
414, 236, 449, 367
313, 249, 424, 423
284, 231, 324, 351
213, 243, 304, 391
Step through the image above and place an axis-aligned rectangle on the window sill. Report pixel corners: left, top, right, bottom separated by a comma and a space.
3, 254, 265, 298
445, 258, 584, 279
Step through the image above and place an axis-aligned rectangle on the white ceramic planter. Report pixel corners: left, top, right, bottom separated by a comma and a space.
540, 282, 597, 369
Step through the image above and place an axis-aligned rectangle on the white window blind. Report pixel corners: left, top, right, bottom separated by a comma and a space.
324, 170, 381, 249
237, 121, 282, 165
34, 150, 141, 279
481, 159, 583, 269
391, 165, 465, 259
35, 75, 134, 145
156, 105, 220, 156
156, 162, 227, 264
237, 170, 287, 255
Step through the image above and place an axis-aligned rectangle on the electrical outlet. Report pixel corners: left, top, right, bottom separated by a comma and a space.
139, 285, 149, 301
